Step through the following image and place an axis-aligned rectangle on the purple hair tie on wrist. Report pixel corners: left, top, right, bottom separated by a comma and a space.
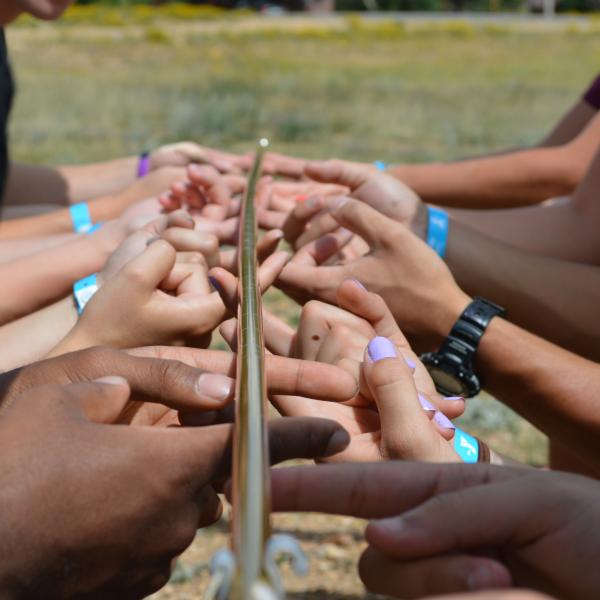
137, 152, 151, 178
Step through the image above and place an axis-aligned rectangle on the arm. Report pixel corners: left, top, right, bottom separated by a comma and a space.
0, 231, 113, 324
276, 197, 600, 476
446, 219, 600, 360
0, 166, 185, 239
449, 137, 600, 264
0, 232, 77, 263
386, 104, 600, 209
0, 296, 77, 370
3, 142, 249, 208
3, 158, 139, 206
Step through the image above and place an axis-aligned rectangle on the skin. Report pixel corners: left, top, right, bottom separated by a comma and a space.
0, 378, 350, 599
4, 143, 251, 209
0, 167, 185, 239
0, 213, 218, 368
276, 197, 600, 476
258, 92, 599, 209
0, 198, 185, 325
270, 462, 600, 600
218, 279, 468, 463
0, 346, 358, 416
272, 162, 600, 360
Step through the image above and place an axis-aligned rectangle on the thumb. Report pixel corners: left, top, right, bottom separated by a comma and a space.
363, 337, 438, 460
328, 196, 396, 249
120, 239, 177, 291
305, 159, 369, 191
364, 478, 540, 561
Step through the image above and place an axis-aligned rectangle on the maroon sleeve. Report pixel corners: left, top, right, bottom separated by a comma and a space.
583, 73, 600, 109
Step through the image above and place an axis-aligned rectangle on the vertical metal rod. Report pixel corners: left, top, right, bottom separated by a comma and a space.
230, 138, 271, 599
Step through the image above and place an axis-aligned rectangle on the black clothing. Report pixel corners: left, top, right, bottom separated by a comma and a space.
0, 30, 14, 202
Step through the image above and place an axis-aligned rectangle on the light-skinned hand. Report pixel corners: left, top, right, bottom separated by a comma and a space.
278, 196, 471, 350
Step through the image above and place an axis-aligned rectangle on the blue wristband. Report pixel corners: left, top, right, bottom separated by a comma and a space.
426, 206, 449, 258
86, 222, 103, 234
373, 160, 387, 171
454, 428, 479, 463
70, 202, 93, 233
73, 273, 99, 315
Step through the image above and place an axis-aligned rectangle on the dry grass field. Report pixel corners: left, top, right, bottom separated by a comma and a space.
7, 10, 600, 597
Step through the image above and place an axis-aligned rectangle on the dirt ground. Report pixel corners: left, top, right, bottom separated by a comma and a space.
152, 507, 387, 600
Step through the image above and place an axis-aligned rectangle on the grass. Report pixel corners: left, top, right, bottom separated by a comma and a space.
7, 12, 598, 464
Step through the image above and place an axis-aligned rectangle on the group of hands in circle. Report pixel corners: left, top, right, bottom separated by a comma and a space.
4, 143, 596, 600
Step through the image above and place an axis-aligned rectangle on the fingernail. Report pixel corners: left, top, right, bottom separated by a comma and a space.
369, 516, 405, 535
405, 357, 417, 371
467, 565, 505, 590
418, 393, 436, 413
146, 235, 161, 246
195, 373, 233, 404
351, 278, 366, 291
324, 429, 351, 456
329, 196, 349, 210
208, 276, 222, 294
367, 336, 397, 362
93, 376, 128, 385
444, 396, 465, 402
433, 411, 455, 430
184, 213, 195, 225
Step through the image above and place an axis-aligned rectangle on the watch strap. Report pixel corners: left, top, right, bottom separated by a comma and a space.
439, 297, 505, 361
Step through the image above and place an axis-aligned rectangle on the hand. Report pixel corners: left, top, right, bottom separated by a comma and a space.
284, 159, 425, 249
159, 164, 246, 216
278, 197, 471, 349
233, 279, 464, 462
0, 380, 349, 599
149, 141, 251, 174
117, 165, 187, 208
271, 462, 600, 599
101, 211, 219, 283
56, 241, 289, 351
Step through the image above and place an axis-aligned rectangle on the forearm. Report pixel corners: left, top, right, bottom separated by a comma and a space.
56, 156, 139, 202
0, 234, 111, 324
0, 194, 122, 239
0, 297, 77, 370
450, 198, 600, 264
0, 232, 76, 263
445, 220, 600, 361
476, 317, 600, 476
388, 146, 579, 209
4, 159, 138, 207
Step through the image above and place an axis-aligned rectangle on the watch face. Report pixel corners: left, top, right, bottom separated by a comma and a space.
427, 366, 468, 395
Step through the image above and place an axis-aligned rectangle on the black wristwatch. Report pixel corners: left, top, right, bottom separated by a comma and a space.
421, 297, 505, 398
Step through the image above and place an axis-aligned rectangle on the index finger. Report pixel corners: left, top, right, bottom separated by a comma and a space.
271, 462, 530, 518
129, 347, 358, 402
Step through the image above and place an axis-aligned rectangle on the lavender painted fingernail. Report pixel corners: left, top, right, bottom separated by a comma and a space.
444, 396, 465, 402
351, 279, 367, 291
367, 336, 397, 362
405, 358, 417, 371
433, 411, 455, 430
418, 394, 436, 412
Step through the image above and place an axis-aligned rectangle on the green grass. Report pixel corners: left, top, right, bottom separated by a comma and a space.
8, 13, 597, 464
